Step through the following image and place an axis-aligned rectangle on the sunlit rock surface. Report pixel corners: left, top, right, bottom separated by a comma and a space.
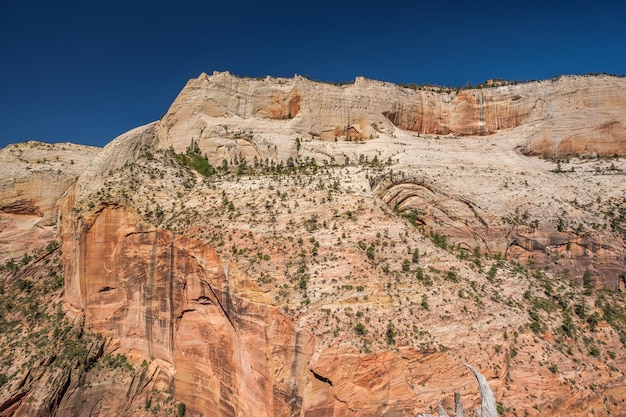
1, 72, 625, 417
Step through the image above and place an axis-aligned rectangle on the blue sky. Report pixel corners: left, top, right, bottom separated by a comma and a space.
1, 0, 625, 149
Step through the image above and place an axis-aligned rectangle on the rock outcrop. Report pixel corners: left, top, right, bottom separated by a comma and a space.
59, 203, 313, 416
372, 175, 626, 290
130, 72, 626, 289
160, 71, 626, 159
1, 72, 626, 417
0, 142, 99, 263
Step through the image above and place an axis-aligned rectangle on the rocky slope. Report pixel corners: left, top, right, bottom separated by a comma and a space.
1, 73, 626, 417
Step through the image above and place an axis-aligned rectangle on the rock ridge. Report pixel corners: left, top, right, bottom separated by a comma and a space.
160, 71, 626, 158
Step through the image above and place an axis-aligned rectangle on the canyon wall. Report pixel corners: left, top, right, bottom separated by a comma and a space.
59, 202, 313, 416
0, 142, 99, 263
56, 197, 504, 417
161, 71, 626, 158
2, 72, 626, 417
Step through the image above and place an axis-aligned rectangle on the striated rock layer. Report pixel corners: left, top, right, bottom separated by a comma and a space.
2, 72, 626, 417
371, 176, 626, 290
59, 202, 313, 416
0, 142, 99, 263
161, 71, 626, 158
141, 72, 626, 289
57, 200, 499, 416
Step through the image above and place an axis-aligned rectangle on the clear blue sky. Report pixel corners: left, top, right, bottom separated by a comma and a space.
1, 0, 625, 149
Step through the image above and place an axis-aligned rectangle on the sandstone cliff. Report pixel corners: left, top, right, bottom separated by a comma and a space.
140, 72, 626, 289
1, 72, 626, 417
0, 142, 99, 263
59, 203, 313, 416
161, 71, 626, 158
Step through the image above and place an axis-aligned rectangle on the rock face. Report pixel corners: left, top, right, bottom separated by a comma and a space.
57, 200, 502, 416
161, 71, 626, 158
2, 72, 626, 417
151, 72, 626, 289
60, 203, 313, 417
0, 142, 99, 263
372, 175, 626, 290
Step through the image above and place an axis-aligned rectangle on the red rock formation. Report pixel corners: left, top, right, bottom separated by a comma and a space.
58, 194, 513, 416
60, 203, 315, 416
3, 73, 626, 417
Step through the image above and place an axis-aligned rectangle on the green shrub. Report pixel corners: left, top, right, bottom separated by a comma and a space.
402, 259, 410, 272
16, 279, 33, 292
386, 322, 396, 345
445, 270, 459, 282
175, 153, 216, 177
431, 232, 448, 250
530, 321, 543, 334
412, 248, 420, 263
354, 323, 366, 335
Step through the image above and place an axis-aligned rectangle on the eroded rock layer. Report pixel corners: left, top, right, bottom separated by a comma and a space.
60, 204, 313, 416
161, 72, 626, 158
372, 176, 626, 290
1, 72, 626, 417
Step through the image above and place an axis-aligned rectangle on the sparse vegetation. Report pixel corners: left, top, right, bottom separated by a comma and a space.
6, 98, 626, 416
